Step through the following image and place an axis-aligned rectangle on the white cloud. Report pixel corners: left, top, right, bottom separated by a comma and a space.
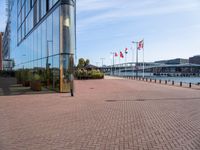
77, 0, 200, 32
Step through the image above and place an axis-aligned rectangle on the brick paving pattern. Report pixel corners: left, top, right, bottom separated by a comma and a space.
0, 78, 200, 150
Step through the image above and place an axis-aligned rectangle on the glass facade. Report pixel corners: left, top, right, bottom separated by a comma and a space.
8, 0, 76, 92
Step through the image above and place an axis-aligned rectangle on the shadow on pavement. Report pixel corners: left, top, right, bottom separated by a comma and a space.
105, 97, 200, 102
0, 77, 55, 96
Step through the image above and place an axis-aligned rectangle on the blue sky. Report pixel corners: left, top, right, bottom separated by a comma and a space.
0, 0, 6, 33
0, 0, 200, 65
76, 0, 200, 65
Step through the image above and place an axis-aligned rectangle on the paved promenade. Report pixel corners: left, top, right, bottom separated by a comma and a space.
0, 77, 200, 150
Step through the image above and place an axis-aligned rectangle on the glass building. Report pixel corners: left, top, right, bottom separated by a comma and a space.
5, 0, 76, 92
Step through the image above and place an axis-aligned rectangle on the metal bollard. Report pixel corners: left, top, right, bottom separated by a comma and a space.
155, 79, 156, 83
180, 82, 182, 87
165, 80, 167, 84
189, 83, 191, 88
172, 81, 174, 85
146, 78, 148, 82
159, 80, 161, 84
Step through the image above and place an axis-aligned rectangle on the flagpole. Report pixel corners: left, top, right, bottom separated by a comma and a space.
132, 41, 139, 77
125, 52, 127, 77
110, 52, 115, 76
136, 46, 138, 78
143, 39, 145, 78
113, 53, 115, 76
131, 46, 134, 77
118, 55, 120, 76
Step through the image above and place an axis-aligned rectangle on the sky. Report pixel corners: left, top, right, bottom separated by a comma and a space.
0, 0, 200, 66
0, 0, 7, 33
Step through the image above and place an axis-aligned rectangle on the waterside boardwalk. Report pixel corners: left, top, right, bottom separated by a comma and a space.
0, 77, 200, 150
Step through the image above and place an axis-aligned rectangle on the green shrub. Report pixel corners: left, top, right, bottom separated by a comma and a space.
21, 69, 32, 82
32, 73, 41, 81
75, 69, 104, 80
0, 70, 15, 77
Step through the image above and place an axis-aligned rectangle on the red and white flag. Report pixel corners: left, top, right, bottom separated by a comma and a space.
137, 40, 144, 50
115, 52, 118, 57
125, 48, 128, 54
120, 51, 124, 58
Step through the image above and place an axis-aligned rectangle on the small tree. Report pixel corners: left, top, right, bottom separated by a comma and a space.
85, 59, 90, 66
77, 58, 86, 68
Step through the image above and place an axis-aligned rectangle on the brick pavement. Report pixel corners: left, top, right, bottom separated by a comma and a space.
0, 78, 200, 150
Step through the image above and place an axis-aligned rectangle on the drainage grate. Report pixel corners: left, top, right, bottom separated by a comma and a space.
135, 99, 145, 101
105, 100, 118, 102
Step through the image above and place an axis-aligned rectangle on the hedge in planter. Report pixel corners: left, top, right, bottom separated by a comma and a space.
21, 69, 32, 87
31, 73, 42, 91
75, 69, 104, 80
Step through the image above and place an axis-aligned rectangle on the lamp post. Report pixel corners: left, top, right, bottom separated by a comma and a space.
46, 40, 53, 88
100, 58, 105, 67
22, 54, 26, 69
110, 52, 115, 75
132, 41, 139, 77
96, 62, 100, 67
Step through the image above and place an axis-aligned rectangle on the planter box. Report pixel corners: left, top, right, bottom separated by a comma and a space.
31, 81, 42, 91
23, 81, 30, 87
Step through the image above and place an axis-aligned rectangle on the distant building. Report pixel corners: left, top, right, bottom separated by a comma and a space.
0, 32, 3, 70
189, 55, 200, 64
154, 60, 168, 64
3, 59, 14, 71
155, 58, 189, 65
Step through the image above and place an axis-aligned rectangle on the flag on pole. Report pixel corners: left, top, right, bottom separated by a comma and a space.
115, 52, 118, 57
125, 48, 128, 54
120, 51, 124, 58
137, 40, 144, 50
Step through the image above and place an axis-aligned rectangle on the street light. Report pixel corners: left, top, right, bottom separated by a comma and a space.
22, 54, 26, 69
46, 40, 53, 88
110, 52, 115, 75
132, 41, 139, 77
96, 62, 100, 67
100, 58, 105, 67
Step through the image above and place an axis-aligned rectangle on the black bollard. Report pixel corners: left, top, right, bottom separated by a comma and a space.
165, 80, 167, 84
172, 81, 174, 85
189, 83, 191, 88
180, 82, 182, 87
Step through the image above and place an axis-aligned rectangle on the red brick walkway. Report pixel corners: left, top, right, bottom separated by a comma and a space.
0, 78, 200, 150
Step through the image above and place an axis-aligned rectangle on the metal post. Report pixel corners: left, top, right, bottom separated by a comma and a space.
110, 52, 115, 76
100, 58, 105, 67
132, 41, 139, 78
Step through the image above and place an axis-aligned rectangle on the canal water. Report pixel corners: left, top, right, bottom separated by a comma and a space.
149, 76, 200, 84
112, 72, 200, 84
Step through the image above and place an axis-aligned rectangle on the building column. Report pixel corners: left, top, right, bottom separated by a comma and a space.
59, 0, 76, 93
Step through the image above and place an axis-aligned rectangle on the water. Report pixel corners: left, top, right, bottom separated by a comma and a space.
149, 76, 200, 84
111, 72, 200, 84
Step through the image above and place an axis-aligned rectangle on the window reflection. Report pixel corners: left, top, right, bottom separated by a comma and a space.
53, 7, 59, 55
10, 1, 76, 92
